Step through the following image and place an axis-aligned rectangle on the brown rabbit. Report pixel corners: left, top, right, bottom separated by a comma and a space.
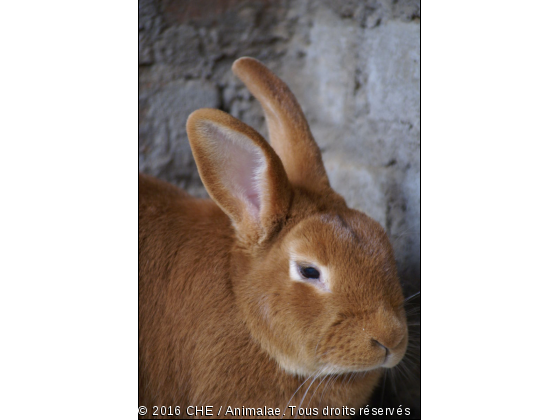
139, 57, 408, 419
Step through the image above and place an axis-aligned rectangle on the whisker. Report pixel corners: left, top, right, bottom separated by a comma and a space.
405, 306, 421, 315
282, 374, 314, 419
390, 228, 419, 244
304, 368, 332, 411
350, 371, 358, 386
390, 366, 399, 396
404, 290, 420, 303
379, 369, 388, 407
402, 355, 420, 367
295, 368, 324, 419
314, 337, 321, 357
344, 372, 353, 391
317, 370, 337, 407
395, 359, 414, 383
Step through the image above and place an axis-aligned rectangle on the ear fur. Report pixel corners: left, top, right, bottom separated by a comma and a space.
186, 108, 292, 242
232, 57, 331, 193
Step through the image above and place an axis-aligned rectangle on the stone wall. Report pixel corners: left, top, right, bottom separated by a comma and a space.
139, 0, 420, 415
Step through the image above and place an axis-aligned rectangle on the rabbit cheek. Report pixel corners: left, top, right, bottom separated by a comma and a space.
274, 292, 333, 374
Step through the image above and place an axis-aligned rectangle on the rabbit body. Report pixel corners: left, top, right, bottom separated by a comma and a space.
139, 174, 380, 418
139, 58, 407, 419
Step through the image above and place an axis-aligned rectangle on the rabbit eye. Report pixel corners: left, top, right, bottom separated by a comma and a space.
289, 258, 330, 292
299, 265, 320, 280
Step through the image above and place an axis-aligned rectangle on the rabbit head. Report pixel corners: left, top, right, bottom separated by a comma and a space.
186, 57, 407, 378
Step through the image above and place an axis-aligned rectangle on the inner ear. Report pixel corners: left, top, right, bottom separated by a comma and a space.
207, 123, 265, 219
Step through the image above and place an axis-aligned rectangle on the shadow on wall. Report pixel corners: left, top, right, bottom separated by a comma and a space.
139, 0, 420, 417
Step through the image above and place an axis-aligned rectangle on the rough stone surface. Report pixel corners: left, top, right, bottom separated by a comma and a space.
139, 0, 420, 415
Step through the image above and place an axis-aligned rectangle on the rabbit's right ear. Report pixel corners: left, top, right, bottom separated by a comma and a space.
187, 109, 292, 243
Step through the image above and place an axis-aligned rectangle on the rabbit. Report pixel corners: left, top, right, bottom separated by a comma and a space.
139, 57, 408, 419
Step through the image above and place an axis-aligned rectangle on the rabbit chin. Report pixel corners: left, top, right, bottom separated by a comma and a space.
274, 354, 399, 377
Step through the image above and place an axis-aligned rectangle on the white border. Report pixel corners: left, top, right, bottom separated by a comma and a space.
1, 3, 137, 419
423, 2, 560, 419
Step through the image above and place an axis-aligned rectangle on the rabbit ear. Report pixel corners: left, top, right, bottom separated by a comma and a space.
187, 108, 292, 242
232, 57, 331, 193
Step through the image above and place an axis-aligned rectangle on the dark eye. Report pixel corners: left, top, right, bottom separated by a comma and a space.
299, 266, 320, 280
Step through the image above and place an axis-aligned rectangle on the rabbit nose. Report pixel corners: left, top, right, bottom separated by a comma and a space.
371, 338, 389, 359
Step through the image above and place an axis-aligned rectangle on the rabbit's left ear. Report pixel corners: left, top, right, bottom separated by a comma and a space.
232, 57, 331, 194
187, 108, 292, 242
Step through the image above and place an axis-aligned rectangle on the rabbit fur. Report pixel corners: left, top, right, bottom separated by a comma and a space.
139, 57, 408, 419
